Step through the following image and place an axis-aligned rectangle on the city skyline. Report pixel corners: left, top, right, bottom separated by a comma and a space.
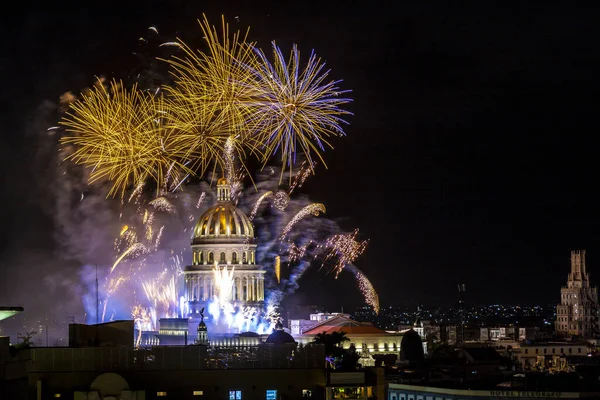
1, 2, 600, 321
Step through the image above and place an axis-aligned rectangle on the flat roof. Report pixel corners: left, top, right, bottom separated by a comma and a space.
0, 306, 24, 321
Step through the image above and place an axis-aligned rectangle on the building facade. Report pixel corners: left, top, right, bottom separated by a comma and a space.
556, 250, 599, 338
184, 178, 266, 316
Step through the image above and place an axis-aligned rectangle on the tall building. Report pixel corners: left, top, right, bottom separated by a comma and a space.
184, 177, 266, 317
556, 249, 599, 338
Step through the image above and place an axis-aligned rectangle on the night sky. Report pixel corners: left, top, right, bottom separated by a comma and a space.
2, 2, 600, 315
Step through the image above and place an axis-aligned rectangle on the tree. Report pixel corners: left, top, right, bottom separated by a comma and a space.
312, 331, 354, 369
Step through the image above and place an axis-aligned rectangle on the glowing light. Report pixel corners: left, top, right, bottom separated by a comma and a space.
275, 256, 281, 283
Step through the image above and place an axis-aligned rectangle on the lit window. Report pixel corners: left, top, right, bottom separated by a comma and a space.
194, 390, 204, 396
53, 395, 61, 399
302, 390, 313, 398
266, 389, 277, 400
230, 390, 242, 400
157, 392, 167, 397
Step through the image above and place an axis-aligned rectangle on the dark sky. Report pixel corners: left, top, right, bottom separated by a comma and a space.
2, 1, 600, 312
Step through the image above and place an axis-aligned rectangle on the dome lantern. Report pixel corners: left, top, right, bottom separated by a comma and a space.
217, 177, 231, 202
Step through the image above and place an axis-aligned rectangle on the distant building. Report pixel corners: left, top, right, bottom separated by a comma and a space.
513, 342, 590, 370
68, 320, 134, 348
293, 314, 403, 358
479, 326, 538, 342
556, 250, 600, 338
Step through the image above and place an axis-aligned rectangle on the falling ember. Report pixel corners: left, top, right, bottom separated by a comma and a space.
149, 197, 176, 213
154, 226, 165, 249
318, 229, 368, 278
280, 203, 326, 241
288, 241, 311, 264
273, 191, 290, 211
120, 225, 129, 236
110, 242, 149, 273
196, 192, 207, 209
288, 160, 316, 195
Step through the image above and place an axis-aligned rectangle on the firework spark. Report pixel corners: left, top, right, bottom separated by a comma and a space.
318, 229, 368, 278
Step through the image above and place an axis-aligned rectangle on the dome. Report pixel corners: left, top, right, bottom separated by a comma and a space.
400, 329, 424, 363
192, 178, 254, 241
265, 330, 296, 345
265, 320, 296, 345
193, 203, 254, 240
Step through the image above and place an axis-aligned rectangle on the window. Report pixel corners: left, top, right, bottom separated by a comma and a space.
220, 252, 226, 263
209, 252, 214, 263
157, 393, 167, 397
302, 390, 313, 399
266, 390, 277, 400
552, 348, 555, 354
194, 391, 204, 396
232, 252, 238, 263
578, 348, 582, 353
230, 390, 242, 400
524, 349, 528, 354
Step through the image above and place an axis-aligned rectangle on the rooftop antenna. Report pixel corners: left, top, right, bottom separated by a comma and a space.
95, 264, 99, 325
458, 283, 466, 346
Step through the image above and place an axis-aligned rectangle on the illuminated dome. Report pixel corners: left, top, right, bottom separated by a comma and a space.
192, 178, 254, 241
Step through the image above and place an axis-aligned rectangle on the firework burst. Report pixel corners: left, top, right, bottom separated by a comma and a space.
248, 42, 353, 177
60, 79, 195, 198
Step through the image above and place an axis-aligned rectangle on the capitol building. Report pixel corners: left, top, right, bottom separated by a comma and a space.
184, 177, 266, 317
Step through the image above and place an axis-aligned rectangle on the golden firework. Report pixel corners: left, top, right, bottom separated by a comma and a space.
60, 79, 195, 198
162, 14, 260, 144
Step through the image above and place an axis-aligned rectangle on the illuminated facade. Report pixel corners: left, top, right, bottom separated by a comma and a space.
184, 178, 265, 316
555, 249, 599, 338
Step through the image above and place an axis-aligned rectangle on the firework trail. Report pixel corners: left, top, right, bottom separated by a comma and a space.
346, 265, 380, 315
280, 203, 326, 241
249, 190, 273, 220
288, 160, 315, 195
